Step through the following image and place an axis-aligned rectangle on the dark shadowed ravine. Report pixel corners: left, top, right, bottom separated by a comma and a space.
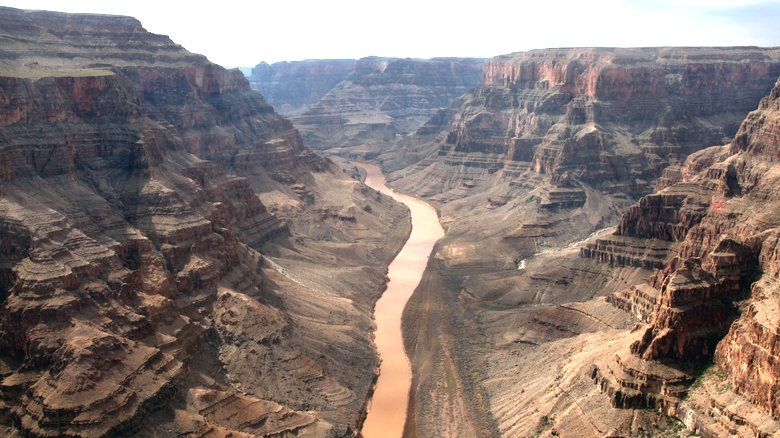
355, 163, 444, 438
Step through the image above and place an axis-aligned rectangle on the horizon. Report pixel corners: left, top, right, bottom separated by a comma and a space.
1, 1, 779, 69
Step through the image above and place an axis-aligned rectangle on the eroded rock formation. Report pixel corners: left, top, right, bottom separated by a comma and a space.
575, 76, 780, 436
0, 7, 409, 437
390, 49, 780, 437
290, 56, 485, 151
625, 76, 780, 408
248, 59, 356, 116
386, 46, 780, 303
392, 47, 780, 191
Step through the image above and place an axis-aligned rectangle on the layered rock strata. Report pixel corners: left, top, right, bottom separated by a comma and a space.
248, 59, 356, 116
0, 7, 409, 437
392, 47, 780, 193
590, 77, 780, 433
291, 56, 485, 151
391, 49, 780, 437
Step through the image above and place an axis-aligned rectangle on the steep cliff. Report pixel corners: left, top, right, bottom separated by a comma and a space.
391, 49, 780, 437
541, 76, 780, 438
291, 56, 485, 151
460, 47, 779, 183
388, 47, 780, 269
248, 59, 356, 116
0, 7, 409, 437
614, 77, 780, 419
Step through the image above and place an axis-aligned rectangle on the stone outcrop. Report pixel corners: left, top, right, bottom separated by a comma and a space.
592, 76, 780, 426
581, 235, 676, 271
0, 7, 410, 437
387, 49, 780, 437
395, 47, 780, 196
385, 47, 780, 300
248, 59, 356, 116
291, 56, 485, 150
712, 80, 780, 417
590, 350, 695, 411
0, 69, 266, 438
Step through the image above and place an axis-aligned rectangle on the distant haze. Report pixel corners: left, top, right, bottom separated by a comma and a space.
3, 0, 780, 68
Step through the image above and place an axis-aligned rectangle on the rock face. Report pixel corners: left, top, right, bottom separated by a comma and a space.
385, 49, 780, 437
248, 59, 356, 116
0, 7, 409, 437
290, 56, 485, 151
394, 47, 780, 190
622, 77, 780, 413
387, 47, 780, 293
569, 76, 780, 436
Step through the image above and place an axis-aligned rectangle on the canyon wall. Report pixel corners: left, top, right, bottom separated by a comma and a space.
391, 48, 780, 437
291, 56, 485, 151
397, 47, 780, 193
0, 7, 409, 437
562, 75, 780, 437
248, 59, 356, 116
388, 47, 780, 272
614, 77, 780, 419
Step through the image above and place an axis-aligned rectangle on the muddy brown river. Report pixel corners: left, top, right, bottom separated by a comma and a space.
356, 163, 444, 438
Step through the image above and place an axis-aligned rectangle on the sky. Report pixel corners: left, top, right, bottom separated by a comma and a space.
2, 0, 779, 68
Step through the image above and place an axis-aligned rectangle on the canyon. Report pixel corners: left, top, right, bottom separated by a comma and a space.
4, 4, 780, 438
282, 57, 485, 155
248, 57, 485, 153
248, 60, 356, 117
0, 7, 410, 437
387, 48, 780, 437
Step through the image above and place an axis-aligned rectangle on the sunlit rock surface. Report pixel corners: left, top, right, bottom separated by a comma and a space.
0, 7, 409, 437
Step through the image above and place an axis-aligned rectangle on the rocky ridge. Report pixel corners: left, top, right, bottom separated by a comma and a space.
601, 76, 780, 430
0, 7, 409, 437
386, 47, 780, 282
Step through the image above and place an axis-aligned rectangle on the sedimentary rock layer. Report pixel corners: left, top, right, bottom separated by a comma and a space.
380, 49, 780, 295
391, 48, 780, 437
621, 77, 780, 416
397, 47, 780, 194
0, 7, 409, 437
291, 56, 485, 150
248, 59, 356, 116
567, 76, 780, 437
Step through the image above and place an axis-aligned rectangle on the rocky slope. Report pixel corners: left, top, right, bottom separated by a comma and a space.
573, 76, 780, 438
0, 7, 409, 437
290, 56, 485, 152
388, 49, 780, 437
386, 47, 780, 275
625, 76, 780, 423
248, 60, 356, 117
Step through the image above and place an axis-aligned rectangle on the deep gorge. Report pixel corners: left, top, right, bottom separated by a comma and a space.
3, 5, 780, 438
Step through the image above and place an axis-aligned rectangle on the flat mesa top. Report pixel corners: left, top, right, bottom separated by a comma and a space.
0, 67, 115, 78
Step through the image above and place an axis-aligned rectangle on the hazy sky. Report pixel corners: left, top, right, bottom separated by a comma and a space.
3, 1, 779, 68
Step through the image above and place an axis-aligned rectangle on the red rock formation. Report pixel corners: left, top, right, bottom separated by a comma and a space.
484, 48, 779, 100
599, 76, 780, 421
0, 6, 410, 437
713, 80, 780, 417
404, 47, 780, 199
